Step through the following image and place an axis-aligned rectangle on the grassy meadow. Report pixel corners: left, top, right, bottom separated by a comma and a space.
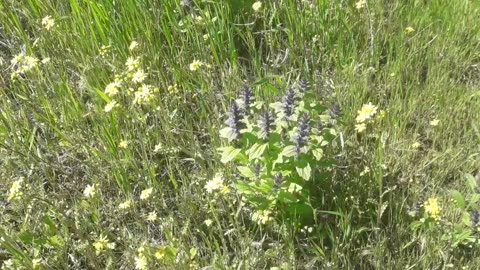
1, 0, 480, 269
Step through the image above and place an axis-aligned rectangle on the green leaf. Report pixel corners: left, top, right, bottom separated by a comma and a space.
219, 127, 238, 142
465, 173, 477, 192
219, 146, 241, 164
281, 145, 297, 157
287, 183, 303, 193
238, 166, 255, 179
296, 163, 311, 181
450, 190, 465, 210
17, 231, 34, 244
246, 143, 267, 160
95, 88, 111, 103
312, 148, 323, 161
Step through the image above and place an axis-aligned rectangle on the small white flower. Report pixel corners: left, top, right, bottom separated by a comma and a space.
252, 1, 262, 12
42, 15, 55, 30
205, 174, 224, 193
129, 41, 139, 51
83, 184, 97, 198
132, 69, 147, 83
140, 187, 153, 200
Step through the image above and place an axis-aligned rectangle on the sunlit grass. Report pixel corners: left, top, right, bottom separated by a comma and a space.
0, 0, 480, 269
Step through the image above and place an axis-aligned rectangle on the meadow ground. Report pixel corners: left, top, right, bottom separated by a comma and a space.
0, 0, 480, 269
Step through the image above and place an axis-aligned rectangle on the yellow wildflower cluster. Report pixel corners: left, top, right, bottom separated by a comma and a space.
7, 178, 27, 202
10, 53, 39, 78
133, 84, 158, 105
41, 15, 55, 30
354, 102, 378, 133
424, 198, 441, 220
134, 246, 148, 270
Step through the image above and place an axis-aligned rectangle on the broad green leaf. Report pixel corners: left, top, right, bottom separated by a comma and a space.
450, 190, 465, 209
312, 148, 323, 161
281, 145, 297, 157
287, 183, 303, 193
238, 166, 255, 179
17, 231, 33, 244
246, 143, 267, 160
465, 173, 477, 192
296, 163, 311, 181
219, 146, 241, 164
219, 127, 237, 142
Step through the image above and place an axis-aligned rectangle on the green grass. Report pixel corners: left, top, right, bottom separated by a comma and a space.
0, 0, 480, 269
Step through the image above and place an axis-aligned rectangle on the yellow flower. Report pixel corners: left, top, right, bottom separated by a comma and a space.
83, 184, 97, 198
355, 0, 367, 9
205, 174, 224, 193
104, 100, 118, 112
134, 255, 148, 270
119, 200, 132, 209
253, 210, 273, 224
167, 84, 178, 93
132, 69, 147, 83
354, 123, 366, 133
93, 235, 115, 255
7, 178, 25, 202
405, 27, 415, 34
355, 102, 378, 123
41, 15, 55, 30
133, 84, 156, 104
252, 1, 262, 12
146, 211, 157, 222
412, 142, 421, 149
430, 119, 440, 127
189, 59, 203, 71
119, 140, 129, 149
140, 187, 153, 200
125, 57, 140, 71
204, 219, 213, 227
424, 198, 441, 220
129, 41, 139, 51
105, 82, 121, 96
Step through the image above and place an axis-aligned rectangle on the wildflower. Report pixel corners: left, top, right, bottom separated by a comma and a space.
129, 41, 139, 51
329, 104, 342, 120
132, 69, 147, 83
194, 15, 204, 25
125, 57, 140, 71
223, 101, 242, 141
167, 84, 178, 93
355, 123, 366, 133
424, 198, 441, 220
204, 219, 213, 227
118, 200, 132, 209
257, 109, 275, 139
430, 119, 440, 127
146, 211, 158, 222
237, 86, 254, 113
140, 187, 153, 200
104, 100, 118, 112
252, 1, 262, 12
405, 27, 415, 34
412, 142, 421, 149
7, 178, 25, 202
355, 0, 367, 9
119, 140, 129, 149
297, 79, 309, 95
41, 15, 55, 30
280, 87, 297, 118
272, 173, 283, 192
133, 84, 156, 104
189, 59, 203, 71
134, 255, 148, 270
11, 53, 38, 74
83, 184, 97, 198
105, 81, 121, 96
93, 235, 115, 255
205, 174, 224, 193
355, 102, 378, 123
99, 45, 110, 57
291, 113, 310, 153
203, 34, 209, 41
